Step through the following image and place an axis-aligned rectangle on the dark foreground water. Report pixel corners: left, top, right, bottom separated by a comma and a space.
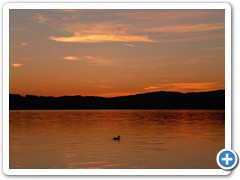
10, 110, 224, 169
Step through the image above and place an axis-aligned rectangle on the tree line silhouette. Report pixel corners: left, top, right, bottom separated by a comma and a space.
9, 90, 225, 110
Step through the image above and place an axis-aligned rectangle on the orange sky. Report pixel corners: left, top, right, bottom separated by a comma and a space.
10, 9, 225, 97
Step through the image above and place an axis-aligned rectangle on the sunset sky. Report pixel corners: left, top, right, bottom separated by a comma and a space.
10, 9, 225, 97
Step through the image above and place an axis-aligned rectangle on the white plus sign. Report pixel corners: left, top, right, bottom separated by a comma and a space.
222, 153, 233, 165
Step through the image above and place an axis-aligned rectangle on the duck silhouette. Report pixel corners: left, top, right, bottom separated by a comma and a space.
113, 135, 120, 141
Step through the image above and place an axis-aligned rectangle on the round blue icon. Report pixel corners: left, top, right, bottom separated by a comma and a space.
216, 149, 238, 170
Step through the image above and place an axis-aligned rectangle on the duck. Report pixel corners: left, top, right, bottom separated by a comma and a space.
113, 135, 120, 141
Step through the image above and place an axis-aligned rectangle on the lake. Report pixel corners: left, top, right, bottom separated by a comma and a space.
10, 110, 224, 169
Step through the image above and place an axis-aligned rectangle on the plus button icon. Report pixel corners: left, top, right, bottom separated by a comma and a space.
221, 153, 233, 165
217, 149, 238, 170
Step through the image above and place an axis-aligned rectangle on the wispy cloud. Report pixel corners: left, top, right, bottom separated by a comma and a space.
62, 55, 114, 66
20, 42, 28, 47
144, 23, 224, 33
35, 14, 51, 24
11, 63, 23, 68
33, 10, 223, 44
48, 22, 222, 44
50, 34, 154, 43
63, 55, 95, 61
117, 10, 222, 22
48, 22, 154, 43
144, 82, 223, 92
144, 86, 159, 90
84, 56, 94, 60
25, 9, 225, 46
124, 44, 135, 47
156, 34, 224, 43
63, 56, 81, 61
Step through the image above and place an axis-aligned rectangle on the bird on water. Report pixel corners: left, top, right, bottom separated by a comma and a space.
113, 135, 120, 141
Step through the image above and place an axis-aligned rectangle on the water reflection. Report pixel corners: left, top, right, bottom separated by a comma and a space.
10, 110, 224, 169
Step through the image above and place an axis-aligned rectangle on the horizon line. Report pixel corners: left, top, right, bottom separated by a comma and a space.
9, 89, 225, 98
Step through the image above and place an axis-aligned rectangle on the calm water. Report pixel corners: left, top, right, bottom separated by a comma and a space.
10, 110, 224, 169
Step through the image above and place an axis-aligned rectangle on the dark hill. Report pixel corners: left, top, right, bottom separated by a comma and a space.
9, 90, 225, 110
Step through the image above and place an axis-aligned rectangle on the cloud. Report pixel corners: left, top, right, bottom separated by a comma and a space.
124, 44, 135, 47
117, 10, 222, 22
84, 56, 94, 60
50, 34, 154, 43
48, 22, 222, 44
144, 86, 159, 90
62, 55, 122, 67
144, 23, 224, 33
11, 63, 23, 68
35, 14, 51, 24
48, 22, 154, 43
20, 42, 28, 47
34, 10, 223, 44
156, 34, 224, 43
63, 56, 81, 61
170, 82, 223, 92
144, 82, 223, 92
63, 55, 95, 61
